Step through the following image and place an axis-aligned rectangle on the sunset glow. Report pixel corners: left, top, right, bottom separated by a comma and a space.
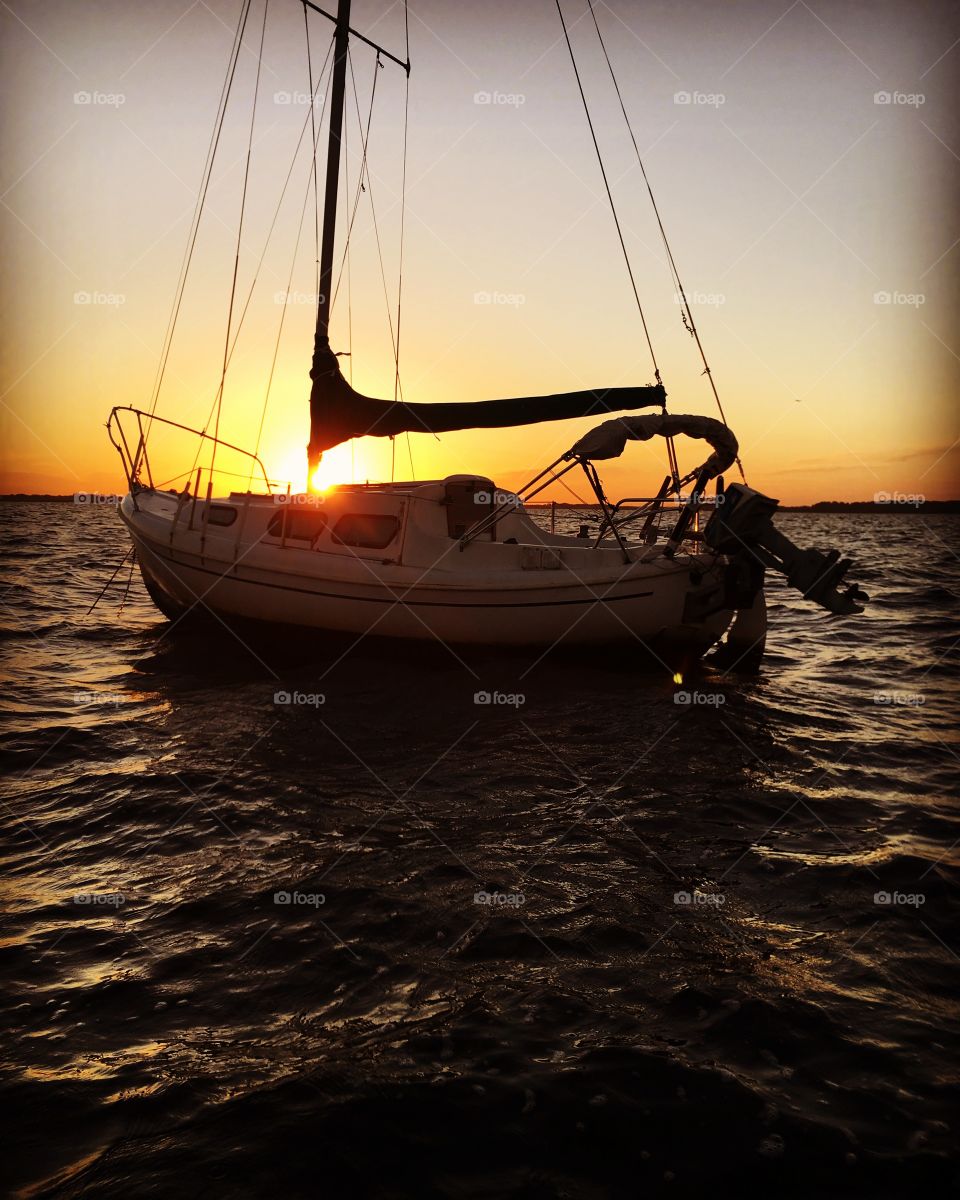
308, 443, 360, 494
0, 0, 956, 503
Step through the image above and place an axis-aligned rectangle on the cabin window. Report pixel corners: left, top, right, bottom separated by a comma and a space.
331, 513, 400, 549
267, 510, 328, 543
206, 504, 237, 527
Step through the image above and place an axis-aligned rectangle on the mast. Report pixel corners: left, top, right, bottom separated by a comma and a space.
313, 0, 351, 362
306, 0, 412, 479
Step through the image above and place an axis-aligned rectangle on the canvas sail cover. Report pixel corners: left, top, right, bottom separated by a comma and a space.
568, 413, 738, 478
307, 345, 666, 466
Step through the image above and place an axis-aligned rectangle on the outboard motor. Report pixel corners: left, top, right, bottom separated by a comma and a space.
704, 484, 868, 616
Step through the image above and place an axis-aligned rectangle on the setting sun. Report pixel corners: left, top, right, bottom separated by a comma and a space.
309, 464, 333, 494
307, 443, 360, 494
266, 439, 371, 496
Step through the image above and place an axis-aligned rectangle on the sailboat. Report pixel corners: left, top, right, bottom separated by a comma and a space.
108, 0, 866, 664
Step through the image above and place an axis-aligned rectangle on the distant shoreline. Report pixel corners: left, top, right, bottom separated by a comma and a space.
3, 493, 958, 513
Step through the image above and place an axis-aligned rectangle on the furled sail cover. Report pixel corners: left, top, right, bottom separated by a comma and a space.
307, 344, 666, 467
568, 413, 738, 478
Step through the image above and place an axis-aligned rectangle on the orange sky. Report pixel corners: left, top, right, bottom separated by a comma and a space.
1, 0, 957, 503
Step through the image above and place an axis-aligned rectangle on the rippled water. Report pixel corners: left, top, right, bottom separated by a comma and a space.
2, 501, 958, 1198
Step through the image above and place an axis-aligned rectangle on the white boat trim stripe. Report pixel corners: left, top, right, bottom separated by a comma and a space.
140, 541, 658, 609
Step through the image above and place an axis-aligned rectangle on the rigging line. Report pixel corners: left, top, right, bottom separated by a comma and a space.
545, 468, 594, 512
329, 47, 407, 412
329, 51, 380, 318
585, 0, 746, 484
211, 0, 269, 487
363, 122, 405, 405
213, 32, 336, 410
250, 38, 338, 473
146, 10, 246, 427
337, 60, 358, 481
189, 7, 282, 485
398, 0, 413, 478
146, 0, 251, 434
344, 52, 353, 385
330, 50, 376, 307
554, 0, 662, 387
304, 2, 321, 304
337, 52, 405, 406
204, 34, 333, 481
394, 0, 409, 405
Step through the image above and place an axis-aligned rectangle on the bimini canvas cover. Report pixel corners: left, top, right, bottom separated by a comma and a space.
307, 344, 666, 466
568, 413, 738, 478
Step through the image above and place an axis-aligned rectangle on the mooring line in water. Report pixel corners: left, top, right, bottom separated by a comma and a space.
117, 550, 138, 617
86, 549, 135, 616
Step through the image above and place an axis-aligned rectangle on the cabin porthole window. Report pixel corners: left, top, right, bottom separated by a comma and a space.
267, 510, 329, 543
331, 513, 400, 549
206, 504, 238, 527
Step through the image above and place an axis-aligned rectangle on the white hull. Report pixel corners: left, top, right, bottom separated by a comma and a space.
120, 479, 737, 652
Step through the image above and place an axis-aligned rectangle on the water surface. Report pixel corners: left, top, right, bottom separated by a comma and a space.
2, 503, 958, 1197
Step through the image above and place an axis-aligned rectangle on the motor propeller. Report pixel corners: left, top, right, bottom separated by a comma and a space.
704, 484, 869, 616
